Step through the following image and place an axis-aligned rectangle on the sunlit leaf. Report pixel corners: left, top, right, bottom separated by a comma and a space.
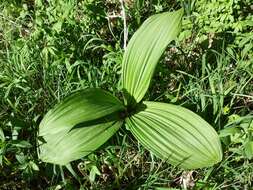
39, 120, 123, 165
38, 88, 125, 165
244, 141, 253, 159
219, 127, 241, 137
126, 101, 222, 169
122, 9, 183, 105
39, 88, 124, 137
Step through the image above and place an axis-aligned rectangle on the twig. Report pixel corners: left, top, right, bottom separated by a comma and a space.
119, 0, 128, 50
105, 14, 121, 19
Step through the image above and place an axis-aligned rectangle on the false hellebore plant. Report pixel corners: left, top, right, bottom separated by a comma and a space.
38, 9, 222, 169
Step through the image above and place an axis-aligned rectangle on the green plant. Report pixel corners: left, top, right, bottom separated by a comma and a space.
220, 114, 253, 159
38, 9, 222, 170
179, 0, 253, 60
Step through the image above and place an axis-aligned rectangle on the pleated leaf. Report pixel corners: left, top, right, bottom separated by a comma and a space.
39, 88, 124, 137
126, 101, 222, 169
39, 120, 123, 165
38, 88, 125, 165
122, 9, 183, 105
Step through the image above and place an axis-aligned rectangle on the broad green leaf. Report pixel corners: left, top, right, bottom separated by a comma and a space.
122, 9, 183, 105
219, 127, 241, 137
38, 88, 125, 165
126, 101, 222, 169
39, 120, 123, 165
39, 88, 124, 137
244, 141, 253, 159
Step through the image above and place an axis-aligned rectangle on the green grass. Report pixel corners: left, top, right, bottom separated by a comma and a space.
0, 0, 253, 189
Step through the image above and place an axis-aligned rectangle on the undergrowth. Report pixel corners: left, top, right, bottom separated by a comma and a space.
0, 0, 252, 189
